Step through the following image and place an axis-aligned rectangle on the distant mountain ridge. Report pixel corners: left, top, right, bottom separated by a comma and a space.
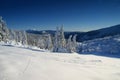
26, 24, 120, 42
80, 24, 120, 41
26, 30, 56, 36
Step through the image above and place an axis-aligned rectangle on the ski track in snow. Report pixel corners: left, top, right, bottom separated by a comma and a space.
0, 45, 120, 80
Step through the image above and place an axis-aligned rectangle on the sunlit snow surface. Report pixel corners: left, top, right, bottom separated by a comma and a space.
78, 35, 120, 55
0, 45, 120, 80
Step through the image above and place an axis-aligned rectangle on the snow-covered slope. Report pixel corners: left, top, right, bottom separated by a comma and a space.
0, 45, 120, 80
78, 35, 120, 57
80, 24, 120, 41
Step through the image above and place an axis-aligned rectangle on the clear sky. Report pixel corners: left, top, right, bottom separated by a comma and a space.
0, 0, 120, 31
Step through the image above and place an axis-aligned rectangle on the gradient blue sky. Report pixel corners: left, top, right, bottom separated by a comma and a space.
0, 0, 120, 31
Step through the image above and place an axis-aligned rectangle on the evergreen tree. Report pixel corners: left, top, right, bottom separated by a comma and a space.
21, 31, 28, 45
37, 37, 45, 49
0, 16, 9, 42
72, 34, 77, 52
8, 29, 17, 44
66, 35, 73, 53
53, 27, 59, 52
59, 25, 66, 48
46, 34, 53, 50
53, 26, 67, 52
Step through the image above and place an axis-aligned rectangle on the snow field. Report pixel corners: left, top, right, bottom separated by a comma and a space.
0, 45, 120, 80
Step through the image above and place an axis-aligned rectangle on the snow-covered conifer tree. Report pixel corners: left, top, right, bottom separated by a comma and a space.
53, 27, 59, 52
21, 31, 28, 45
0, 16, 9, 42
46, 34, 53, 50
66, 35, 73, 53
59, 25, 66, 48
72, 34, 77, 52
37, 37, 45, 49
53, 26, 67, 52
8, 29, 17, 44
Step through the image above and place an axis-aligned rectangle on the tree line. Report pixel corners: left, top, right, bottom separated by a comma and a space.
0, 16, 77, 53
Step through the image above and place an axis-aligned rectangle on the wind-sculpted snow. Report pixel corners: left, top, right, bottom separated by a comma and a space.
0, 45, 120, 80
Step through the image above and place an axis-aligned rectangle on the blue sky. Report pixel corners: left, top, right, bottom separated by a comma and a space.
0, 0, 120, 31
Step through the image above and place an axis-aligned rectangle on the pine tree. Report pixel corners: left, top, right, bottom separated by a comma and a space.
53, 26, 67, 52
53, 27, 59, 52
21, 31, 28, 45
46, 34, 53, 50
8, 29, 17, 44
66, 35, 73, 53
59, 25, 66, 48
72, 34, 77, 52
0, 16, 9, 42
37, 37, 45, 49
